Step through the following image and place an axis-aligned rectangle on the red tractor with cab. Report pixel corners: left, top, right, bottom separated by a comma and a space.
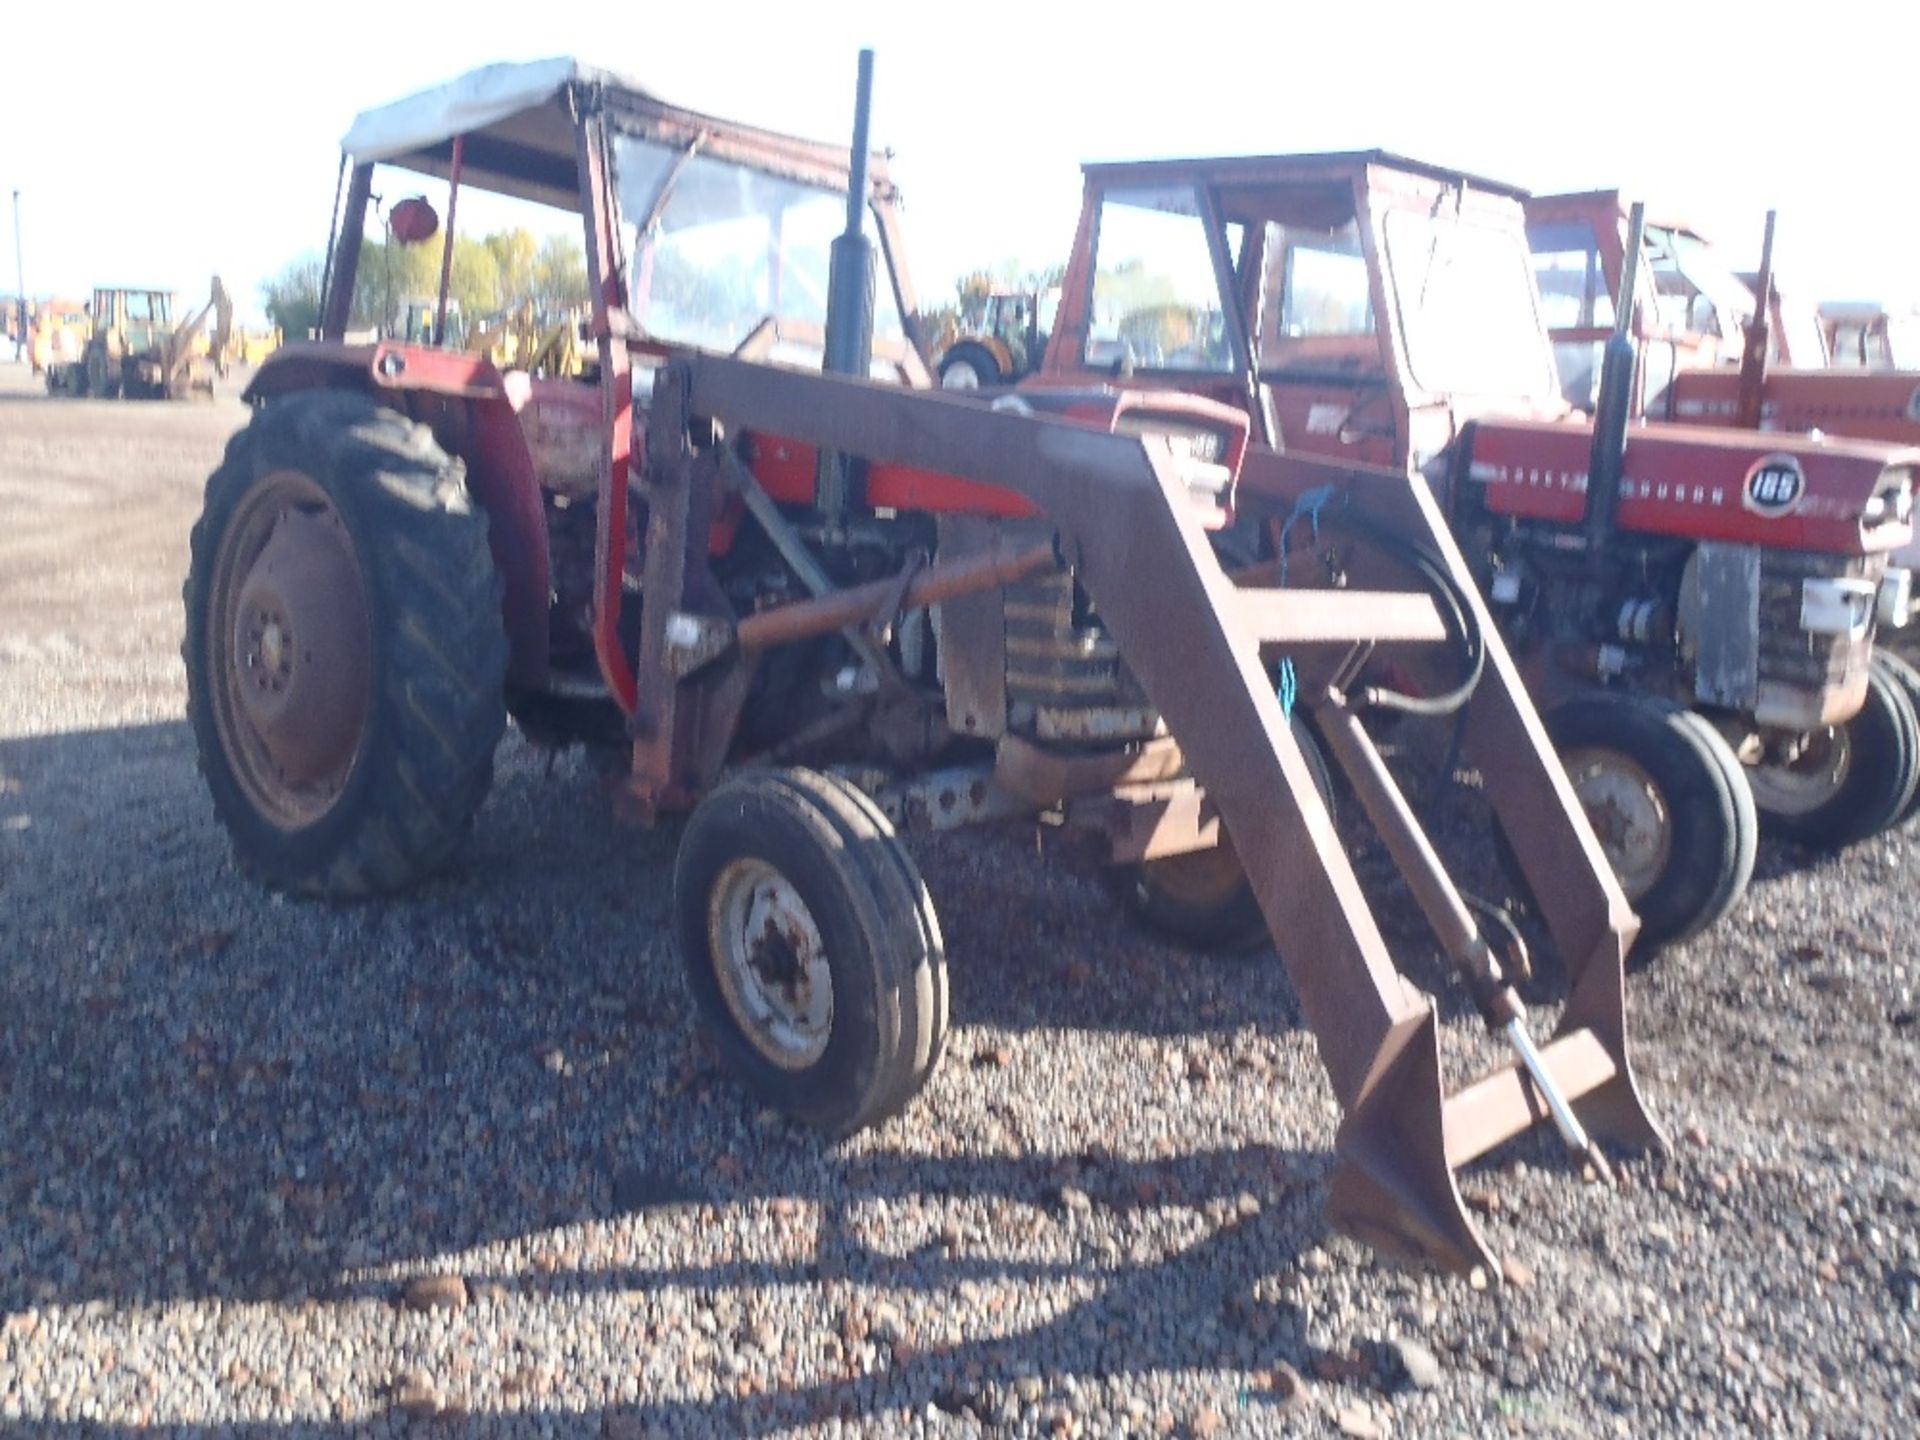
1036, 153, 1920, 944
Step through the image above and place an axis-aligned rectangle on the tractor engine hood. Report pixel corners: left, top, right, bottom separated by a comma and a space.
1465, 418, 1920, 556
1665, 367, 1920, 448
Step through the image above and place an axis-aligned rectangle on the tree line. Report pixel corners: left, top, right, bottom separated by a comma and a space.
261, 228, 589, 341
261, 235, 1062, 354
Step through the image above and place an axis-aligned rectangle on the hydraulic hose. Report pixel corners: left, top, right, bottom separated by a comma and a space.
1309, 507, 1486, 717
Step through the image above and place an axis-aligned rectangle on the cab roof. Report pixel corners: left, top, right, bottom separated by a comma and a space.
1081, 149, 1531, 200
339, 56, 896, 212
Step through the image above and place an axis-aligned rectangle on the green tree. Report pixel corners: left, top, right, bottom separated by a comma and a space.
448, 237, 502, 316
484, 228, 538, 309
532, 232, 590, 313
260, 257, 325, 341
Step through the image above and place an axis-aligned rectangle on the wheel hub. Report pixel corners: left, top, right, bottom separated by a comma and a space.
230, 507, 370, 782
1745, 726, 1852, 817
207, 470, 373, 831
710, 858, 833, 1069
1564, 747, 1671, 903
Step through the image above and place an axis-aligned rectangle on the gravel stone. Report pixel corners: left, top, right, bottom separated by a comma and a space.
1386, 1336, 1443, 1389
401, 1273, 469, 1312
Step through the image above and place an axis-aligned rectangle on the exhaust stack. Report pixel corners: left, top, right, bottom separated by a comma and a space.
1585, 200, 1644, 549
816, 48, 878, 518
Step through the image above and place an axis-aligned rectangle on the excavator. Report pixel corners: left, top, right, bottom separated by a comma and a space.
45, 276, 232, 400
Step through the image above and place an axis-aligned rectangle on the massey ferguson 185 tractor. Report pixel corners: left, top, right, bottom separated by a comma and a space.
184, 57, 1663, 1279
1036, 153, 1920, 944
1527, 190, 1920, 737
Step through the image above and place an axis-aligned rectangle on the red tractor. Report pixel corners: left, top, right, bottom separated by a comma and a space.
1036, 152, 1920, 945
1526, 191, 1920, 449
185, 60, 1663, 1279
1529, 189, 1920, 719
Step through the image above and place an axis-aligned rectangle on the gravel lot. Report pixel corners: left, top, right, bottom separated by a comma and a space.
1, 356, 1915, 1437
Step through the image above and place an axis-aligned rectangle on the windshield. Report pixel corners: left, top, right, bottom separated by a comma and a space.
1083, 185, 1233, 373
1644, 225, 1753, 344
614, 135, 906, 369
1384, 209, 1557, 400
1526, 220, 1615, 332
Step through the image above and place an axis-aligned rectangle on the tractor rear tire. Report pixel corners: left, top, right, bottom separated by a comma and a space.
1869, 650, 1920, 825
1122, 714, 1337, 955
1747, 663, 1920, 849
938, 342, 1004, 391
674, 767, 949, 1137
1544, 694, 1754, 949
184, 389, 507, 897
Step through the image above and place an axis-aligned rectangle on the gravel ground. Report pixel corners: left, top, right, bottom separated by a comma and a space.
1, 357, 1915, 1437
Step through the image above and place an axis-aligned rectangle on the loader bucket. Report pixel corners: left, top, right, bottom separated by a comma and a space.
653, 356, 1665, 1278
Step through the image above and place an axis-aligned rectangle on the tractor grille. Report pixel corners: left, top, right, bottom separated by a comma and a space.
1757, 550, 1882, 694
1003, 568, 1161, 742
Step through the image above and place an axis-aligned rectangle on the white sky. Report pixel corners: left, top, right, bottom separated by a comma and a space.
4, 1, 1913, 324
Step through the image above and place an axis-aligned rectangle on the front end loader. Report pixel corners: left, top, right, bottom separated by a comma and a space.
182, 54, 1661, 1279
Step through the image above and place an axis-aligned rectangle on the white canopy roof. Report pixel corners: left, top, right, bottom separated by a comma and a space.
340, 57, 650, 164
334, 56, 884, 216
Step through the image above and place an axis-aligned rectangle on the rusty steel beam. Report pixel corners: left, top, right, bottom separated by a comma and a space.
1232, 587, 1445, 645
735, 540, 1056, 651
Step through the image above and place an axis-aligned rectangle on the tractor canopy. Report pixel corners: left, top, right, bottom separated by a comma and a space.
1039, 150, 1567, 469
318, 57, 927, 377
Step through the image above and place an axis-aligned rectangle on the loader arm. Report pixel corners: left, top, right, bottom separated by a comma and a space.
643, 354, 1664, 1277
165, 277, 232, 388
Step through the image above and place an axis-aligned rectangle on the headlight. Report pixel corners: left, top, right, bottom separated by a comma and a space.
1864, 466, 1916, 528
1112, 413, 1229, 467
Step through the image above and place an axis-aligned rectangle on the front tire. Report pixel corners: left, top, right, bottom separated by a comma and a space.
1123, 715, 1337, 954
1745, 664, 1919, 850
1545, 695, 1755, 948
938, 342, 1004, 391
184, 389, 507, 896
1868, 651, 1920, 825
674, 768, 949, 1136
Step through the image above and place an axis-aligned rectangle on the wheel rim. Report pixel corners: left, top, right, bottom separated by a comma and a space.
708, 858, 833, 1069
1744, 727, 1851, 817
941, 360, 982, 391
206, 469, 372, 831
1563, 746, 1672, 902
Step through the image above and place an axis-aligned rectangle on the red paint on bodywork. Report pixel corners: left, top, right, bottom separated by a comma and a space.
741, 435, 1038, 519
1469, 419, 1916, 554
1668, 369, 1920, 447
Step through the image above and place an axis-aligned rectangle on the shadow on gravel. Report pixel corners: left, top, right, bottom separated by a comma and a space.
11, 1191, 1322, 1436
1, 723, 1340, 1312
1, 724, 1602, 1433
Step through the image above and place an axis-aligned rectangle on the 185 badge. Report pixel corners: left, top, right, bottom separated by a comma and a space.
1742, 453, 1805, 517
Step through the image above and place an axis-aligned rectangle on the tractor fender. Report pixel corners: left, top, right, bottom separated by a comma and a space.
247, 342, 551, 687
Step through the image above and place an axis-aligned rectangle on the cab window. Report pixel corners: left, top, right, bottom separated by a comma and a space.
1084, 185, 1232, 373
1527, 220, 1615, 331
